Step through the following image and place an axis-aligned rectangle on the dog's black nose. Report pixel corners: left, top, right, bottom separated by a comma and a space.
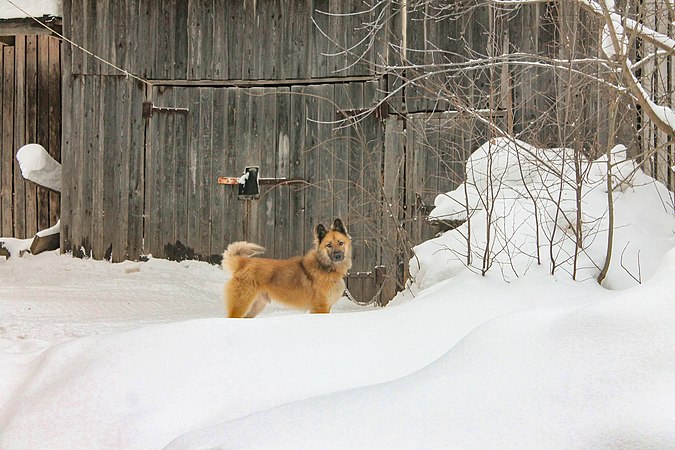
331, 252, 344, 262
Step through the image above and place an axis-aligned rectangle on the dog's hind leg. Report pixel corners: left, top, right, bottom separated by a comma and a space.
245, 292, 271, 318
225, 280, 258, 318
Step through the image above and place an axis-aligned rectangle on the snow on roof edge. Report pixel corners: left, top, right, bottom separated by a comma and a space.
0, 0, 62, 20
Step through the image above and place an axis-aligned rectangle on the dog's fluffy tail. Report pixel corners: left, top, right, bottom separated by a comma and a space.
222, 241, 266, 272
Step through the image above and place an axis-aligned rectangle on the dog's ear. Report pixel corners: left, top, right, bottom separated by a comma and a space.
314, 223, 328, 243
331, 218, 348, 235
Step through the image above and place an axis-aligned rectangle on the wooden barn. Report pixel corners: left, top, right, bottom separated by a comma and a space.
0, 13, 61, 245
1, 0, 672, 304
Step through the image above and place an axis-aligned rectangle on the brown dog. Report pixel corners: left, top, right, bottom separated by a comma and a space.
222, 218, 352, 318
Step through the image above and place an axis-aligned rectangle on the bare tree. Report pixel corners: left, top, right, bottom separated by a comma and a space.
315, 0, 675, 285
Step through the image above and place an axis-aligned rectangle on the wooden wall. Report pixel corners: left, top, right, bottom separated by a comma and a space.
65, 0, 385, 80
59, 74, 145, 260
0, 35, 60, 239
57, 0, 674, 303
144, 80, 385, 300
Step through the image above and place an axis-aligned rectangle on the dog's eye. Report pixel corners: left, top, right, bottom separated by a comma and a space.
338, 241, 344, 246
326, 243, 332, 248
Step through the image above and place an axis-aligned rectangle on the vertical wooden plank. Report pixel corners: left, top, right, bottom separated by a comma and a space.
110, 0, 126, 78
174, 0, 189, 79
200, 0, 215, 81
345, 82, 365, 300
13, 36, 26, 239
173, 86, 190, 254
36, 35, 51, 232
289, 1, 308, 79
303, 85, 321, 251
275, 87, 291, 258
222, 86, 240, 245
136, 1, 153, 78
85, 0, 98, 74
0, 46, 4, 234
69, 75, 85, 254
79, 75, 96, 256
155, 1, 176, 79
96, 0, 110, 75
198, 88, 214, 258
241, 1, 255, 79
186, 87, 201, 253
332, 84, 350, 223
210, 88, 227, 257
382, 116, 405, 301
232, 88, 250, 240
359, 82, 384, 303
48, 36, 61, 227
243, 88, 260, 242
102, 78, 120, 260
69, 0, 85, 75
304, 0, 323, 78
24, 35, 38, 238
263, 0, 280, 79
258, 87, 278, 256
187, 0, 203, 80
227, 0, 242, 80
126, 0, 140, 80
111, 77, 130, 261
144, 85, 161, 256
312, 0, 330, 78
161, 87, 178, 257
126, 80, 145, 260
288, 85, 306, 255
91, 76, 106, 259
314, 84, 335, 233
405, 117, 420, 246
212, 0, 227, 79
279, 0, 293, 79
1, 46, 14, 236
60, 37, 73, 253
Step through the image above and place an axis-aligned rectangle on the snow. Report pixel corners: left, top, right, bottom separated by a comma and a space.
2, 138, 675, 449
35, 220, 60, 238
0, 238, 33, 258
425, 138, 675, 290
0, 0, 61, 19
16, 144, 62, 192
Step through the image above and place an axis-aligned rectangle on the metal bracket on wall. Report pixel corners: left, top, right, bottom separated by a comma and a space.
142, 102, 189, 118
218, 166, 307, 200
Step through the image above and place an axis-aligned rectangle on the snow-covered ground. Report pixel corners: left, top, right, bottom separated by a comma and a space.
1, 138, 675, 449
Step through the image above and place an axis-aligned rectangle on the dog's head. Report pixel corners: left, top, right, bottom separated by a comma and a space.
314, 218, 352, 270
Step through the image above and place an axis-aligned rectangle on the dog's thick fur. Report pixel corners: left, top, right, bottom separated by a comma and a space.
222, 218, 352, 318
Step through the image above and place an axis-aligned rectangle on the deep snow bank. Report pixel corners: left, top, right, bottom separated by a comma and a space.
412, 138, 675, 291
168, 253, 675, 450
0, 265, 596, 450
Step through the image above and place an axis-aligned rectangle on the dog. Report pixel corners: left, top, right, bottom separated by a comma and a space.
222, 218, 352, 318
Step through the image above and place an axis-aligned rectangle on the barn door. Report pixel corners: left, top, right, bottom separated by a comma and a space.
144, 84, 292, 263
144, 81, 391, 304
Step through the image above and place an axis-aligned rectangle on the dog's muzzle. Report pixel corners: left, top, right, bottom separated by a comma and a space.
331, 251, 344, 262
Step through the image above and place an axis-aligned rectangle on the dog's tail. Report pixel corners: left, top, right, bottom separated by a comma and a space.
222, 241, 266, 272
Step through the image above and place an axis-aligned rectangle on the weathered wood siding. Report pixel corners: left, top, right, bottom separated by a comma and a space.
144, 81, 386, 300
402, 2, 632, 153
0, 35, 61, 239
65, 0, 384, 80
404, 113, 491, 244
58, 0, 675, 303
59, 73, 145, 260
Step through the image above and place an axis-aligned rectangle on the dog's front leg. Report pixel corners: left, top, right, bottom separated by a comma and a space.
309, 298, 331, 314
